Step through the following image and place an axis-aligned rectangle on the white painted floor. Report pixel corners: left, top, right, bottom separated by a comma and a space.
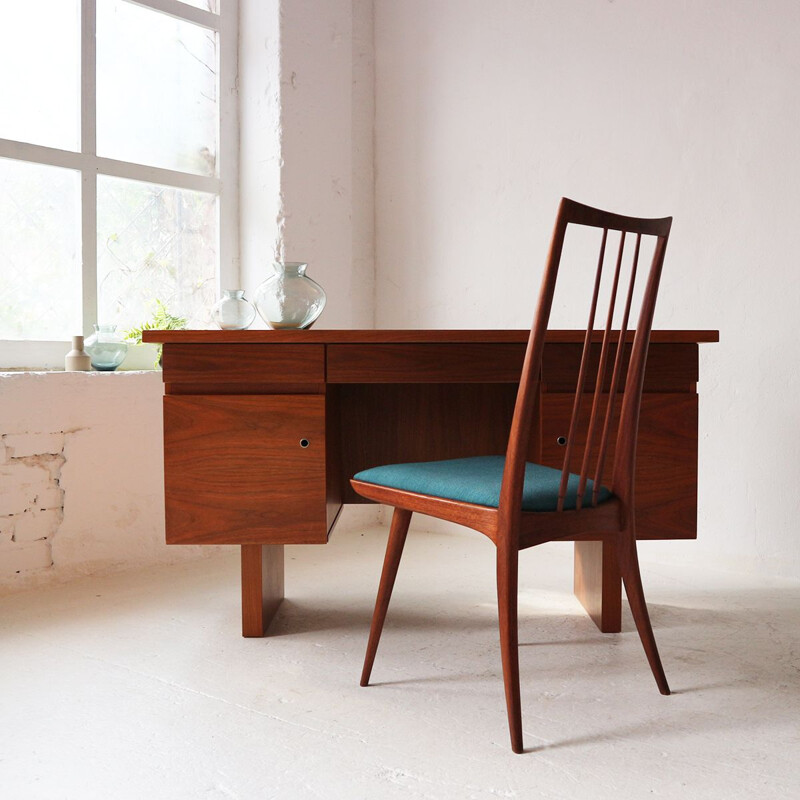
1, 525, 798, 800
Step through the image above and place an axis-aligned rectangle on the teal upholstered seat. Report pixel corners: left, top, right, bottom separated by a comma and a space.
354, 455, 612, 512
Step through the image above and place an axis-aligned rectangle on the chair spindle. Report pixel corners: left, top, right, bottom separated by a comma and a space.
557, 227, 608, 512
576, 231, 627, 509
592, 233, 642, 504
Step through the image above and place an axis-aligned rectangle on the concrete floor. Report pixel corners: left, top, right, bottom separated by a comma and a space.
1, 525, 798, 800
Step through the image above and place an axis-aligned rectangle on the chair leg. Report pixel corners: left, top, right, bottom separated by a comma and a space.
618, 533, 670, 695
361, 507, 413, 687
497, 541, 523, 754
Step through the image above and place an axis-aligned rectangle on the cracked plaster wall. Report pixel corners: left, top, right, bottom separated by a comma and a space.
0, 371, 225, 592
0, 432, 66, 577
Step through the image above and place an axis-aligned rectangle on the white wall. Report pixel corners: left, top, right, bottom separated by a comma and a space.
239, 0, 282, 295
373, 0, 800, 579
279, 0, 375, 328
240, 0, 375, 328
4, 1, 797, 588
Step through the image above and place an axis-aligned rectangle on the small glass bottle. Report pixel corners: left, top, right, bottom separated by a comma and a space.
84, 324, 128, 371
212, 289, 257, 330
254, 262, 326, 330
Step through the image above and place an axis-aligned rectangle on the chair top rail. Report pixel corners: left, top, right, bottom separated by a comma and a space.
561, 197, 672, 238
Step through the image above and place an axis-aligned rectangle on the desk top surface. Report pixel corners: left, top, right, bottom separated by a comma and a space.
144, 329, 719, 345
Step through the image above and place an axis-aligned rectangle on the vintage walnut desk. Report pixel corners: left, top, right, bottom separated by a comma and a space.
144, 329, 718, 637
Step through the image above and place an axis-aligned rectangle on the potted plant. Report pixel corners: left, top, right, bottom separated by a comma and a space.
121, 300, 187, 370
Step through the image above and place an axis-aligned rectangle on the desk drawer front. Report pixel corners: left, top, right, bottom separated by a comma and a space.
542, 343, 698, 392
162, 344, 325, 385
164, 394, 327, 545
327, 343, 527, 383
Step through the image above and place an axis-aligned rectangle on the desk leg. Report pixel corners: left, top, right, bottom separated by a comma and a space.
573, 540, 621, 633
241, 544, 285, 637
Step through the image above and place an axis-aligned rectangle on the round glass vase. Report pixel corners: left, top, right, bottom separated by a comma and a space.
254, 262, 326, 330
212, 289, 256, 330
84, 324, 128, 371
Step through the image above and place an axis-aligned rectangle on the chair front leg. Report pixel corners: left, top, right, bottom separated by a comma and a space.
618, 527, 670, 695
497, 539, 523, 753
361, 507, 413, 687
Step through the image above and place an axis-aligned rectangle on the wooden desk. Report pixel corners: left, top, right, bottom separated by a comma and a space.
144, 329, 718, 637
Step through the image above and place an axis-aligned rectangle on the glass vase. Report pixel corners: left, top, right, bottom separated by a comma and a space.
84, 324, 128, 371
254, 262, 326, 330
212, 289, 256, 330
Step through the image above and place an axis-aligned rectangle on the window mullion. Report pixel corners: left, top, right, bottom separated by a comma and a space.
81, 0, 98, 338
128, 0, 219, 31
218, 0, 239, 291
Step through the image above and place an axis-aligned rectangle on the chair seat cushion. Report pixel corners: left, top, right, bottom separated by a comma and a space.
353, 455, 612, 512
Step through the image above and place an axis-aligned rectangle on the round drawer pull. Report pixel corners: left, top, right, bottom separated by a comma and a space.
300, 439, 310, 448
556, 436, 567, 446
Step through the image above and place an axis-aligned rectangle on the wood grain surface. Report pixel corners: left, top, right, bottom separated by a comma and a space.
145, 328, 718, 345
162, 343, 324, 384
337, 383, 519, 504
327, 343, 527, 383
538, 393, 698, 539
241, 544, 284, 637
163, 394, 328, 544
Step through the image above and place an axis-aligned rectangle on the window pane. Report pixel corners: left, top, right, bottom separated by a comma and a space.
0, 1, 80, 150
0, 159, 82, 341
97, 0, 218, 176
97, 176, 217, 332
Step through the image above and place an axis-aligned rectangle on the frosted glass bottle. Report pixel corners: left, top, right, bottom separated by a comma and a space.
212, 289, 257, 330
84, 324, 128, 371
254, 262, 326, 330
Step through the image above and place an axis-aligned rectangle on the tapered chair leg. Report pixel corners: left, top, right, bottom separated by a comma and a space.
618, 534, 670, 695
361, 508, 413, 687
497, 541, 523, 753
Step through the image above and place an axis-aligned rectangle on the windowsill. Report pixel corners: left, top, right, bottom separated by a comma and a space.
1, 342, 162, 372
0, 369, 160, 377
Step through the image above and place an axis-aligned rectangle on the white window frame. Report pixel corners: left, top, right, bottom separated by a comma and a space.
0, 0, 239, 369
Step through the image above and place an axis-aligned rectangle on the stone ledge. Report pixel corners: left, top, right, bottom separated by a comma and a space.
0, 370, 160, 377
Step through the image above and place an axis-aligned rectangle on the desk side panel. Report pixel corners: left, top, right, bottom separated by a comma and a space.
539, 393, 698, 539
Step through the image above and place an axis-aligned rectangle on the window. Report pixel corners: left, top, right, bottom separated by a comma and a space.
0, 0, 238, 368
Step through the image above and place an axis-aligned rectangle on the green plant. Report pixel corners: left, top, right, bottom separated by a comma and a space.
123, 300, 187, 367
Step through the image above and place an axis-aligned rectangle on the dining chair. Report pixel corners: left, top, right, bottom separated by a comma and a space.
350, 197, 673, 753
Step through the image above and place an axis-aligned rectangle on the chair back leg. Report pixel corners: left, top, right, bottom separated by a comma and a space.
497, 539, 524, 753
361, 507, 413, 687
617, 528, 670, 695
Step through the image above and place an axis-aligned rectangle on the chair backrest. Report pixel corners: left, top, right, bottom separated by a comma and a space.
498, 198, 672, 531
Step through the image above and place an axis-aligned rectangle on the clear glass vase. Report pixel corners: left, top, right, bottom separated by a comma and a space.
254, 262, 326, 330
212, 289, 256, 330
84, 324, 128, 371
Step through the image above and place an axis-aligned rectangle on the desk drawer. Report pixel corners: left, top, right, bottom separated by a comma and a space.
162, 344, 325, 386
163, 394, 328, 545
327, 343, 526, 383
